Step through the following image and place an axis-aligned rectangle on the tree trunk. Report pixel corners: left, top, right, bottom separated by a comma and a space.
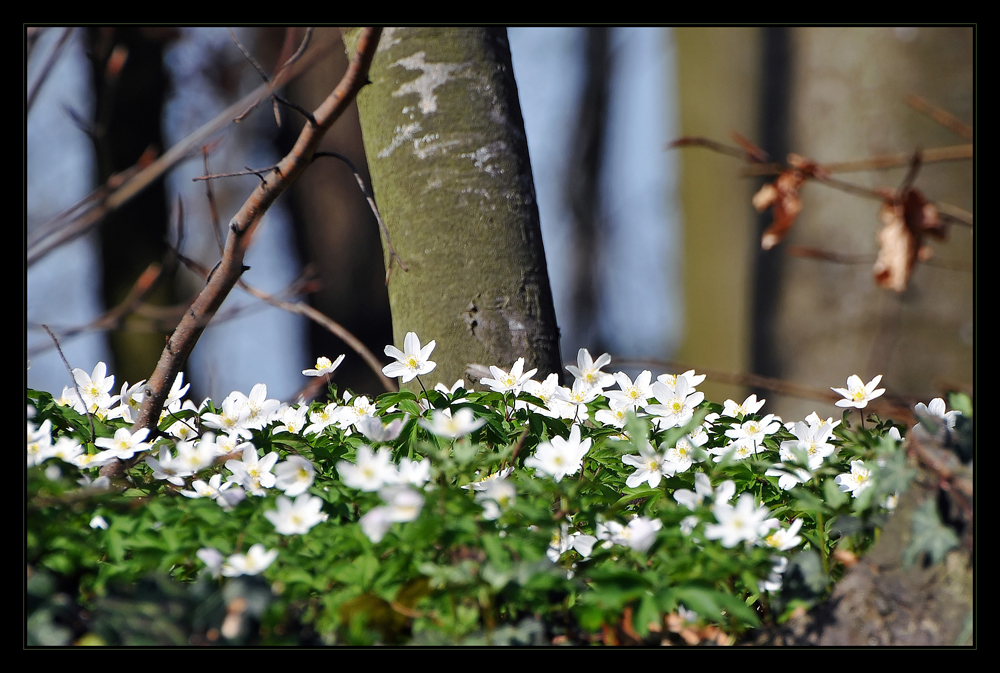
343, 27, 561, 389
764, 27, 974, 421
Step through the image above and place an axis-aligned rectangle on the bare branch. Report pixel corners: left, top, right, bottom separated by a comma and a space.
677, 137, 974, 228
278, 27, 314, 74
313, 151, 409, 282
27, 27, 76, 113
172, 250, 396, 392
108, 27, 384, 481
29, 264, 164, 357
239, 284, 397, 393
228, 27, 270, 83
27, 28, 345, 267
41, 324, 95, 442
741, 144, 973, 176
193, 164, 281, 181
667, 136, 755, 161
234, 27, 321, 125
201, 147, 226, 254
905, 93, 973, 140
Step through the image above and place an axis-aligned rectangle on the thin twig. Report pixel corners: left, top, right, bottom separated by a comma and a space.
785, 246, 875, 265
171, 248, 395, 392
29, 264, 164, 357
193, 164, 281, 181
228, 27, 284, 127
41, 324, 95, 442
905, 94, 973, 140
202, 148, 225, 254
785, 245, 971, 271
314, 151, 409, 282
243, 287, 397, 393
273, 94, 317, 126
28, 28, 344, 267
278, 27, 314, 74
27, 27, 75, 113
233, 27, 319, 124
509, 426, 531, 464
677, 137, 974, 228
117, 28, 384, 479
228, 27, 270, 83
741, 144, 973, 176
667, 136, 755, 161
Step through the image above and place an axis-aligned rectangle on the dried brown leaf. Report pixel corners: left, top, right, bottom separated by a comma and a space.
754, 154, 829, 250
757, 169, 805, 250
872, 188, 942, 292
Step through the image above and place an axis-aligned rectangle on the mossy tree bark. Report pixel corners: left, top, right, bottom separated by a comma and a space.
343, 27, 561, 390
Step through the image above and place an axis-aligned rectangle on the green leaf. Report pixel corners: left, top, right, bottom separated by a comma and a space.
823, 478, 849, 510
948, 392, 973, 419
633, 593, 660, 637
903, 499, 959, 568
624, 412, 649, 449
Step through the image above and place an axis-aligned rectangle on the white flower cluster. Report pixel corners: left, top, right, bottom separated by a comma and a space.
32, 339, 934, 595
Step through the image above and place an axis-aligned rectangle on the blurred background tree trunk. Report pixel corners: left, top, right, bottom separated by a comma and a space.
676, 26, 973, 646
766, 26, 974, 421
87, 27, 177, 388
343, 27, 562, 389
674, 27, 762, 406
675, 27, 972, 418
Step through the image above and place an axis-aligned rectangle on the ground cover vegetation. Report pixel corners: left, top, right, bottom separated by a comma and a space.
26, 339, 971, 645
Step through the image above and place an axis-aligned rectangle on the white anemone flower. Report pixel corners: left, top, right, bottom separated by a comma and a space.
474, 475, 516, 520
265, 494, 326, 535
382, 332, 437, 383
359, 486, 424, 543
480, 357, 537, 394
337, 445, 398, 492
835, 460, 874, 497
275, 455, 316, 496
225, 444, 278, 496
524, 425, 591, 482
704, 493, 775, 548
72, 362, 116, 412
565, 348, 614, 390
722, 394, 766, 419
419, 408, 485, 439
622, 440, 670, 488
655, 369, 706, 391
832, 375, 885, 409
303, 354, 346, 377
94, 427, 151, 461
604, 370, 654, 409
357, 415, 408, 443
673, 473, 736, 510
598, 516, 662, 554
222, 544, 278, 577
763, 518, 804, 551
647, 377, 704, 429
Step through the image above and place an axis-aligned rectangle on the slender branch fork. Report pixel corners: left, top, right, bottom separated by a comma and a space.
101, 27, 384, 479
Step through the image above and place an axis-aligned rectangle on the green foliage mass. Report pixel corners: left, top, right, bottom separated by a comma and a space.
26, 383, 948, 646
